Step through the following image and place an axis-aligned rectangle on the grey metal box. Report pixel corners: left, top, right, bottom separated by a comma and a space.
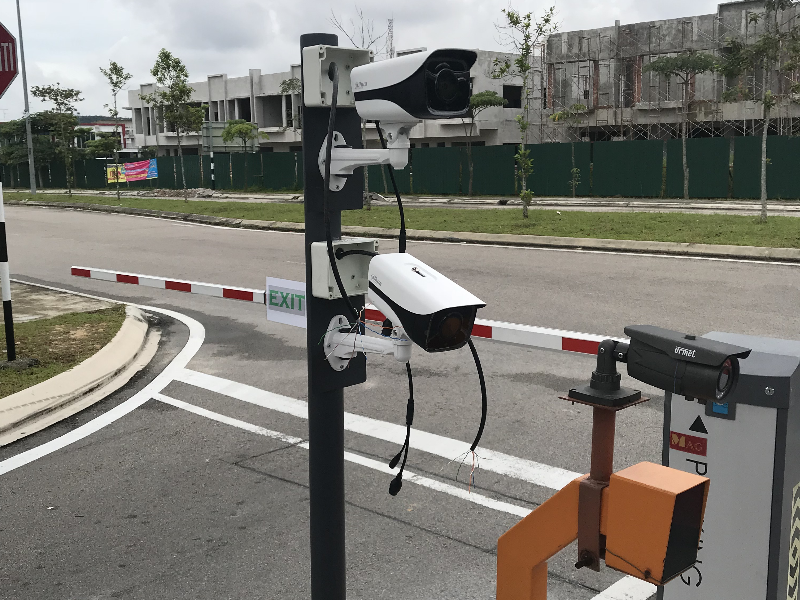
661, 332, 800, 600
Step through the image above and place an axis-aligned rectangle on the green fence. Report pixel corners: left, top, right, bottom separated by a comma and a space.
666, 137, 731, 199
593, 140, 665, 198
5, 138, 800, 200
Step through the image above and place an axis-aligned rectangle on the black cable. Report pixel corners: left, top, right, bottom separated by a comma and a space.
389, 361, 414, 496
323, 62, 359, 322
467, 339, 487, 453
375, 121, 407, 253
334, 248, 379, 259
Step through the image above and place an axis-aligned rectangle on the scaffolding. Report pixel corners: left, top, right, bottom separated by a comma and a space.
543, 2, 800, 144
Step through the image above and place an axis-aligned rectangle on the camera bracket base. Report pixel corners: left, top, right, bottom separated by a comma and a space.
323, 315, 412, 370
319, 130, 410, 192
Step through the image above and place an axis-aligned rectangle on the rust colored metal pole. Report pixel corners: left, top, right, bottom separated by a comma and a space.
577, 406, 617, 571
590, 407, 616, 483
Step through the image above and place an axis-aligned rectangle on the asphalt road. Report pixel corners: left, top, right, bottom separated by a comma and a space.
1, 205, 799, 600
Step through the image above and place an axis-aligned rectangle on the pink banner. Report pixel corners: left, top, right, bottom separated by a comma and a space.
123, 160, 152, 181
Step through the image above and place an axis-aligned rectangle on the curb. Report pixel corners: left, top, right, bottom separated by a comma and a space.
9, 199, 800, 264
0, 305, 159, 446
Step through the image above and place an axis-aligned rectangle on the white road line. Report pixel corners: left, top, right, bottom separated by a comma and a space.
590, 576, 657, 599
175, 368, 580, 490
155, 392, 531, 518
157, 391, 654, 600
0, 305, 205, 476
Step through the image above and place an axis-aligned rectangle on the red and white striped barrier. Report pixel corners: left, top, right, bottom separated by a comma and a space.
362, 308, 615, 356
71, 267, 265, 304
72, 266, 619, 356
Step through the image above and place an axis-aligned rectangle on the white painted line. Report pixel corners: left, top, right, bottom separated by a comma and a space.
589, 575, 657, 599
175, 368, 580, 490
160, 390, 651, 599
0, 304, 206, 476
154, 393, 531, 518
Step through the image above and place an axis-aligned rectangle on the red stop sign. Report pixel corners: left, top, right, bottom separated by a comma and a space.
0, 22, 18, 100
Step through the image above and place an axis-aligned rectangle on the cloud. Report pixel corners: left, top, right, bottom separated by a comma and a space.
0, 0, 721, 119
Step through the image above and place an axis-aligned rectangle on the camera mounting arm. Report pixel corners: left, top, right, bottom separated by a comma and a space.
323, 315, 412, 371
318, 123, 417, 191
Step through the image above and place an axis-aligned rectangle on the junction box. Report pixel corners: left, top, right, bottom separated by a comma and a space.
662, 332, 800, 600
310, 237, 378, 300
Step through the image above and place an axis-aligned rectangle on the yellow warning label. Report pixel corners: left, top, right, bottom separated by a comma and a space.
788, 482, 800, 600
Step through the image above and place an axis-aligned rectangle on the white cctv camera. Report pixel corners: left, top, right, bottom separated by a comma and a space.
367, 253, 485, 353
352, 49, 477, 125
315, 49, 477, 190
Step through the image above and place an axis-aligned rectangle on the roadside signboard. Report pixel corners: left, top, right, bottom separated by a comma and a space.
0, 22, 18, 99
266, 277, 307, 328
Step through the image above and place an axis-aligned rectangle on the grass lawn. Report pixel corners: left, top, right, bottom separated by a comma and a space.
7, 191, 800, 249
0, 305, 127, 398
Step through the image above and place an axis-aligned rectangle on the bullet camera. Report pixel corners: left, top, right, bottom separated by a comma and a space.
352, 49, 477, 123
624, 325, 751, 402
368, 253, 485, 352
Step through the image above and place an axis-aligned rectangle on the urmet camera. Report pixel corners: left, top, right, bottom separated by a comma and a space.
352, 49, 477, 124
624, 325, 751, 402
368, 253, 485, 352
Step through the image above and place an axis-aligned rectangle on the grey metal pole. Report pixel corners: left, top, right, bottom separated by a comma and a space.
301, 32, 367, 600
16, 0, 36, 195
0, 181, 15, 361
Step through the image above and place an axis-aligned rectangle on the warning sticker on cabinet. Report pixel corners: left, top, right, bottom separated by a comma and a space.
669, 431, 707, 457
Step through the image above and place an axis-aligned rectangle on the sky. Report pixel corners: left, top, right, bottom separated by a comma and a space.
0, 0, 725, 120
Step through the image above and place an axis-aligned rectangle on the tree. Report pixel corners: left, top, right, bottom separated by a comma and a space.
85, 132, 121, 158
643, 51, 716, 201
100, 61, 132, 201
550, 103, 588, 197
717, 1, 799, 222
493, 6, 557, 218
30, 83, 83, 196
331, 6, 389, 210
278, 78, 301, 129
140, 49, 204, 201
462, 91, 507, 196
221, 119, 269, 189
0, 114, 58, 188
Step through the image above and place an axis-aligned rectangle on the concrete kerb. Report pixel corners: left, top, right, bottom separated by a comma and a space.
9, 199, 800, 263
0, 305, 159, 447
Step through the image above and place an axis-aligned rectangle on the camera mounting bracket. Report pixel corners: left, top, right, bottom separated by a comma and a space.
318, 126, 415, 192
323, 315, 412, 371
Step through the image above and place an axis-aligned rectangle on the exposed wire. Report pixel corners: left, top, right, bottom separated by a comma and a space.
374, 120, 407, 253
323, 62, 359, 322
603, 548, 667, 586
388, 361, 414, 496
467, 338, 488, 453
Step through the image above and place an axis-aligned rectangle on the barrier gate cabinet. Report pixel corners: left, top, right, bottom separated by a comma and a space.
661, 332, 800, 600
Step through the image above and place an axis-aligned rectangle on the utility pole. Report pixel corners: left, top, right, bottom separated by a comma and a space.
16, 0, 35, 194
0, 182, 15, 361
300, 33, 367, 600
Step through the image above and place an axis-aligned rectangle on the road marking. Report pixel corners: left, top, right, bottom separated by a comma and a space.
155, 393, 532, 518
0, 304, 206, 476
157, 391, 653, 600
590, 575, 657, 599
176, 368, 580, 491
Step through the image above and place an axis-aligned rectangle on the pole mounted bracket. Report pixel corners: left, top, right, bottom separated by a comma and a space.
323, 315, 412, 371
318, 128, 412, 192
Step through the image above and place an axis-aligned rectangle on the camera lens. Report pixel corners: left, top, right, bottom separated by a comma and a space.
435, 69, 460, 104
440, 313, 463, 340
716, 358, 734, 399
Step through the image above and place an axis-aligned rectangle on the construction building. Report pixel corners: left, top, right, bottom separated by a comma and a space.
542, 0, 800, 143
126, 0, 794, 154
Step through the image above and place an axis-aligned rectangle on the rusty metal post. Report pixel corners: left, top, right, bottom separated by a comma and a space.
577, 406, 617, 571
